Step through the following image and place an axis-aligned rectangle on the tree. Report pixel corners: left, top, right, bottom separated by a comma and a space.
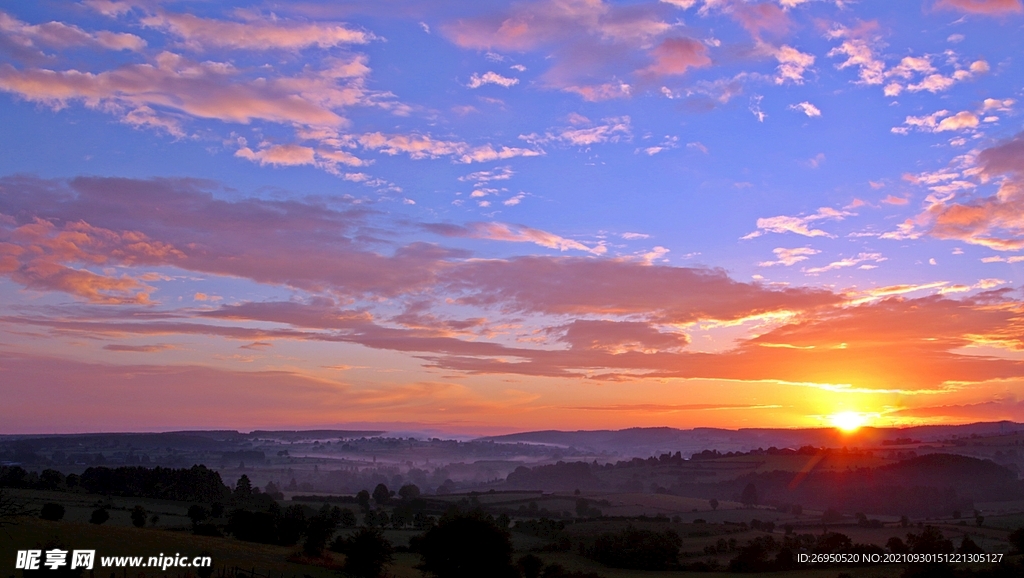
372, 483, 391, 506
131, 505, 147, 528
90, 507, 110, 525
340, 508, 357, 528
188, 504, 210, 527
740, 483, 758, 507
413, 510, 518, 578
906, 526, 954, 554
234, 475, 253, 498
398, 484, 421, 500
278, 505, 307, 545
40, 503, 65, 521
303, 505, 341, 557
958, 535, 984, 554
517, 554, 544, 578
1009, 527, 1024, 553
589, 526, 682, 571
357, 489, 371, 510
334, 528, 394, 578
709, 498, 719, 511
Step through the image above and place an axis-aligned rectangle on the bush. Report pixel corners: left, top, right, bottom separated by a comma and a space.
89, 508, 109, 525
40, 503, 65, 521
131, 505, 147, 528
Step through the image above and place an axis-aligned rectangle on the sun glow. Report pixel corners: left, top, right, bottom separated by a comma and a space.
830, 411, 869, 432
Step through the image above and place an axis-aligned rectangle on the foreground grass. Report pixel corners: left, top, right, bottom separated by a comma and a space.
0, 517, 916, 578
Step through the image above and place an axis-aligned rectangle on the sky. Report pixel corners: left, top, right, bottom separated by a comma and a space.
1, 0, 1024, 435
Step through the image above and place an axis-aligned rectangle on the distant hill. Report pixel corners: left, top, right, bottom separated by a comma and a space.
478, 421, 1024, 457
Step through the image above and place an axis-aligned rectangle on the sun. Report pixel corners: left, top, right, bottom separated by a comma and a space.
830, 411, 868, 432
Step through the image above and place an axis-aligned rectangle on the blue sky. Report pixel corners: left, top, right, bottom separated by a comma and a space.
2, 0, 1024, 434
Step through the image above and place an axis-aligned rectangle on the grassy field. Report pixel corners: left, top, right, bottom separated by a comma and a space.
0, 517, 917, 578
3, 485, 1021, 578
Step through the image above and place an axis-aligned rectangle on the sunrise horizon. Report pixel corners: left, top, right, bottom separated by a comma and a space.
3, 0, 1024, 436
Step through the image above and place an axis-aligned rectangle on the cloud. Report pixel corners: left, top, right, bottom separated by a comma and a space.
521, 116, 631, 147
883, 53, 988, 96
447, 256, 841, 323
923, 133, 1024, 250
423, 222, 606, 255
0, 52, 367, 130
641, 37, 711, 76
827, 22, 886, 85
788, 101, 821, 117
104, 344, 174, 352
893, 109, 979, 134
423, 291, 1024, 392
440, 0, 684, 99
140, 12, 374, 51
803, 252, 886, 274
557, 319, 689, 353
772, 45, 815, 84
743, 207, 854, 239
0, 175, 459, 299
936, 0, 1023, 15
0, 10, 146, 55
8, 174, 1024, 397
882, 195, 909, 205
236, 144, 317, 167
351, 132, 542, 163
759, 247, 820, 267
467, 71, 520, 88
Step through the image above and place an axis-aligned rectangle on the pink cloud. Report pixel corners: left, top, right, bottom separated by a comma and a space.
424, 222, 606, 254
923, 133, 1024, 250
642, 37, 711, 76
731, 2, 792, 40
0, 10, 146, 54
447, 256, 840, 323
936, 0, 1023, 14
0, 176, 456, 298
0, 54, 351, 127
440, 1, 684, 100
236, 144, 318, 167
558, 319, 689, 352
140, 12, 374, 51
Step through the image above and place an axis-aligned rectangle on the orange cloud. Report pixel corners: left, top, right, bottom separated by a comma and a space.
924, 133, 1024, 250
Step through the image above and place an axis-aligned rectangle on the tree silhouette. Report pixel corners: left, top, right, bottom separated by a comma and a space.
188, 504, 210, 527
303, 504, 341, 557
333, 528, 393, 578
356, 489, 371, 510
709, 498, 719, 511
398, 484, 421, 500
372, 483, 391, 506
131, 505, 147, 528
234, 475, 253, 498
517, 554, 543, 578
740, 484, 758, 507
413, 510, 518, 578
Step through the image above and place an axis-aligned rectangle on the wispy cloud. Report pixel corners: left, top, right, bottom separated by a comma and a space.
743, 207, 854, 239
